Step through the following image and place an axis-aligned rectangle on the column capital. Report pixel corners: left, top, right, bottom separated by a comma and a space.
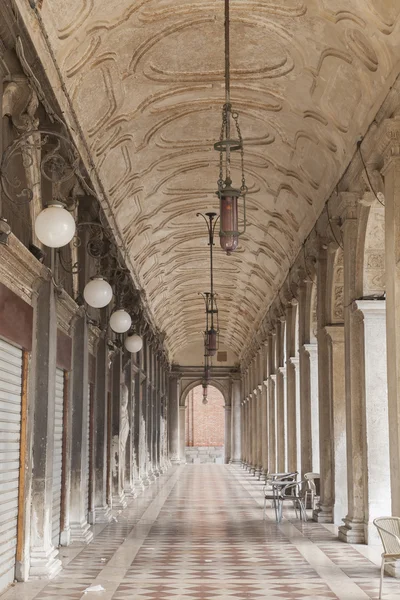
377, 116, 400, 174
324, 324, 345, 344
337, 191, 362, 222
355, 299, 386, 319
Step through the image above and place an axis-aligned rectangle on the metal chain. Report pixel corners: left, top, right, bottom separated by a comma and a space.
232, 111, 247, 193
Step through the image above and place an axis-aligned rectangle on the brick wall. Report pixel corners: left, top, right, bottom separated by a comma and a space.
185, 385, 225, 446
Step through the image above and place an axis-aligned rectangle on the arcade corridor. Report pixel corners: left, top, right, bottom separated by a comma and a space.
3, 466, 397, 600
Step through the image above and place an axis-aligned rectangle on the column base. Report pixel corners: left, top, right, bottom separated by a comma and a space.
313, 505, 333, 523
29, 545, 62, 579
59, 526, 71, 546
230, 459, 241, 464
124, 485, 138, 499
69, 520, 93, 545
112, 491, 128, 510
338, 517, 365, 544
93, 505, 112, 523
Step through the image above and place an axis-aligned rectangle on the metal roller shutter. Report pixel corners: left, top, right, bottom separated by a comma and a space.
52, 369, 64, 547
0, 339, 23, 593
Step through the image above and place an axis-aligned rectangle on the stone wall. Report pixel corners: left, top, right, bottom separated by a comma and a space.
185, 386, 225, 447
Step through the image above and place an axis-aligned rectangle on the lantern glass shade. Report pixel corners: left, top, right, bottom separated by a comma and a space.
35, 204, 76, 248
219, 191, 239, 254
83, 277, 113, 308
110, 309, 132, 333
206, 329, 217, 356
125, 334, 143, 353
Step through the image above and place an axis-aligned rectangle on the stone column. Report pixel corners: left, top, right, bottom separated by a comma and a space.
139, 369, 149, 487
256, 384, 263, 477
111, 349, 127, 509
339, 193, 365, 544
268, 374, 277, 473
29, 280, 62, 577
382, 124, 400, 516
69, 314, 93, 542
179, 404, 186, 464
298, 278, 319, 476
276, 367, 287, 472
325, 326, 347, 525
261, 381, 269, 476
230, 376, 241, 463
168, 374, 181, 463
93, 334, 112, 522
303, 343, 320, 472
124, 357, 136, 497
224, 403, 232, 464
315, 244, 335, 523
356, 301, 391, 543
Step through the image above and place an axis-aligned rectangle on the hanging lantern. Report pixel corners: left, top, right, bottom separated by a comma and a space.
110, 309, 132, 333
35, 203, 76, 248
219, 186, 240, 255
125, 334, 143, 353
206, 328, 218, 356
214, 0, 247, 254
83, 277, 113, 308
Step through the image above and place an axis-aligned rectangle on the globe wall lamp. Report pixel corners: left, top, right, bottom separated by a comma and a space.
214, 0, 247, 255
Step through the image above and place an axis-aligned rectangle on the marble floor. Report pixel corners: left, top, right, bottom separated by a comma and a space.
3, 465, 400, 600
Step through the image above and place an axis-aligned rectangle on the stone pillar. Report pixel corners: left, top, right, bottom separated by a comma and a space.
382, 125, 400, 516
261, 381, 269, 476
139, 370, 149, 487
268, 374, 277, 473
230, 376, 241, 463
339, 193, 365, 544
255, 383, 263, 477
124, 357, 136, 497
276, 367, 287, 472
168, 374, 181, 463
93, 334, 112, 522
356, 301, 391, 543
224, 403, 231, 464
29, 280, 62, 577
325, 326, 347, 525
179, 404, 186, 464
69, 314, 93, 543
111, 349, 127, 509
315, 244, 335, 523
303, 343, 319, 472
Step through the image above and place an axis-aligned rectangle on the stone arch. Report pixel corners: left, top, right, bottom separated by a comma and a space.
180, 378, 229, 407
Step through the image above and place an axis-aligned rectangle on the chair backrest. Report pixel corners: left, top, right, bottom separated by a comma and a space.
304, 472, 320, 495
374, 517, 400, 554
282, 481, 303, 498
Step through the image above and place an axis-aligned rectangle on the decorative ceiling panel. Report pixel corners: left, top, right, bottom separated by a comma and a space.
28, 0, 400, 360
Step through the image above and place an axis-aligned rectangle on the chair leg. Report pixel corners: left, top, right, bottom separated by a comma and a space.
379, 558, 384, 599
263, 497, 266, 520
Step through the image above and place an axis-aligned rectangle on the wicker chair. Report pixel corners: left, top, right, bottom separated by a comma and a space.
373, 517, 400, 599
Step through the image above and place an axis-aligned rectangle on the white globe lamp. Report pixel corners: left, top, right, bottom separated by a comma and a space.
110, 309, 132, 334
83, 277, 113, 308
34, 203, 76, 248
125, 334, 143, 353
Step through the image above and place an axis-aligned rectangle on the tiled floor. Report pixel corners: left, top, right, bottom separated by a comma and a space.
4, 465, 400, 599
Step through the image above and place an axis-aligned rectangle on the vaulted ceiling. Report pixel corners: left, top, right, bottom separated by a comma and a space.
19, 0, 400, 362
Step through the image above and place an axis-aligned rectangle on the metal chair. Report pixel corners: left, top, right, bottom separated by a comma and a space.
263, 472, 297, 520
374, 517, 400, 599
275, 480, 307, 523
304, 472, 320, 510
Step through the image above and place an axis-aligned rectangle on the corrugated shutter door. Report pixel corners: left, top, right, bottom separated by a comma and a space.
86, 384, 91, 519
52, 369, 64, 547
0, 340, 23, 593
